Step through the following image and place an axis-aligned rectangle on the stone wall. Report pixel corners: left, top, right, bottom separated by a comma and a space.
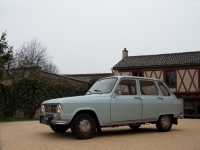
64, 73, 113, 83
3, 68, 89, 90
40, 71, 89, 89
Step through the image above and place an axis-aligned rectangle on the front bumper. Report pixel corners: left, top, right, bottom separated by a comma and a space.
40, 114, 69, 126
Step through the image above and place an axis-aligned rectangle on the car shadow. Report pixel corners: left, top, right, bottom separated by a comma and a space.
94, 127, 182, 139
39, 127, 181, 140
39, 131, 75, 140
96, 127, 156, 137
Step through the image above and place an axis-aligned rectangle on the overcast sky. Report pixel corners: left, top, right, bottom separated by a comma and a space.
1, 0, 200, 74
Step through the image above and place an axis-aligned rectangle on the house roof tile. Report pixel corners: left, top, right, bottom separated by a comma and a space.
113, 51, 200, 69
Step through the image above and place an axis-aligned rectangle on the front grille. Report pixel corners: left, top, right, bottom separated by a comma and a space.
44, 104, 57, 113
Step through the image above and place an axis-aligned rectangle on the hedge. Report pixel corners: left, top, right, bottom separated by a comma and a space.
0, 79, 87, 121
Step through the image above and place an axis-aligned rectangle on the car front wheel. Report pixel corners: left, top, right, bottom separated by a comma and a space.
71, 113, 96, 139
156, 115, 172, 132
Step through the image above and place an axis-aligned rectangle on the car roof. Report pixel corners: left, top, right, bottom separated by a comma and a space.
101, 76, 162, 81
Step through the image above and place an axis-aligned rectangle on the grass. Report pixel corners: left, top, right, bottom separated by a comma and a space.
0, 117, 38, 122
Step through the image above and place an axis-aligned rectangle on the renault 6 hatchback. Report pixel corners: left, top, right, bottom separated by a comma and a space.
40, 76, 181, 139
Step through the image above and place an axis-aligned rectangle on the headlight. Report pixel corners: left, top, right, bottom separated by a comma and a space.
41, 105, 45, 113
56, 104, 64, 115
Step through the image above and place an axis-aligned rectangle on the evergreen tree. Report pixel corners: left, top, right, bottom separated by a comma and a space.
0, 31, 13, 80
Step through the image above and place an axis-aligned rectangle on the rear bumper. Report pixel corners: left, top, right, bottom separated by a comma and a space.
40, 114, 69, 126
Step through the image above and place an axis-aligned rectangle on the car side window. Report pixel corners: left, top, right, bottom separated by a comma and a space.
158, 82, 170, 96
117, 79, 137, 95
139, 80, 159, 95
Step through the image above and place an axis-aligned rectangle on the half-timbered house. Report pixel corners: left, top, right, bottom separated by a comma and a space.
112, 48, 200, 119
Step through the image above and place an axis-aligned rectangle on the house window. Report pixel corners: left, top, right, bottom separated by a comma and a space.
133, 72, 142, 77
165, 71, 175, 87
199, 69, 200, 88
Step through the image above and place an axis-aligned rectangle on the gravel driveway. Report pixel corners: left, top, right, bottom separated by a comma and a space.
0, 119, 200, 150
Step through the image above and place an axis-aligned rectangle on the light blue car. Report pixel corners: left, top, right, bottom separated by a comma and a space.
40, 76, 181, 139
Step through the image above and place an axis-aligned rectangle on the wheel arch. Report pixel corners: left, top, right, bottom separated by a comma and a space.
157, 114, 177, 124
157, 113, 174, 121
70, 109, 100, 128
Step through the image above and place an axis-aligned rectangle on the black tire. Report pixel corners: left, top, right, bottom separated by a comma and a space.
50, 125, 68, 132
129, 125, 141, 129
71, 113, 96, 139
156, 115, 172, 132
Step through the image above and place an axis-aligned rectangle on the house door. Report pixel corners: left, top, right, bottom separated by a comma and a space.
184, 98, 200, 119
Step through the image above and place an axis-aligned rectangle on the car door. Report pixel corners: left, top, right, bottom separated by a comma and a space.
158, 81, 181, 113
139, 80, 164, 121
111, 79, 142, 123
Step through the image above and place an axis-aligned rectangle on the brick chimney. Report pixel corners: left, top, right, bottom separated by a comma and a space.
122, 48, 128, 59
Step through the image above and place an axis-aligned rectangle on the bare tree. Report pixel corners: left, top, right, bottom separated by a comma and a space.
12, 39, 59, 74
42, 61, 59, 73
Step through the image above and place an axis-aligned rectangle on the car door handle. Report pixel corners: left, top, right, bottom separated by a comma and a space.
134, 97, 141, 100
158, 97, 163, 100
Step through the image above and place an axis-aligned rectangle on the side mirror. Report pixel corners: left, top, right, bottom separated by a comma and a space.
115, 90, 121, 95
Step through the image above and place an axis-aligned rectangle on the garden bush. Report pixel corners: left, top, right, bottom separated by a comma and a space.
0, 79, 87, 121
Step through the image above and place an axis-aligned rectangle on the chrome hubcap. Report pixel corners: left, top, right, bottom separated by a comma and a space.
161, 116, 170, 129
79, 119, 91, 133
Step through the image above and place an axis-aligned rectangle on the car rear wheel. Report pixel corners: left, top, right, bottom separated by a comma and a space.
129, 125, 141, 129
50, 125, 68, 132
156, 115, 172, 132
71, 113, 96, 139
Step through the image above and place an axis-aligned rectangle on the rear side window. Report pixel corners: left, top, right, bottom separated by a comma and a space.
139, 80, 159, 95
158, 82, 170, 96
117, 79, 137, 95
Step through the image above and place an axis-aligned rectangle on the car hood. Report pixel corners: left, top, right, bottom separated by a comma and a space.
42, 94, 111, 104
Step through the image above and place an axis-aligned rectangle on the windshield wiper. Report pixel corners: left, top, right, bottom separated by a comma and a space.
94, 90, 102, 94
86, 91, 91, 95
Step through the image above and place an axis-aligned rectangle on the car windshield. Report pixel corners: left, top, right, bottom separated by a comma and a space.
87, 77, 118, 94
